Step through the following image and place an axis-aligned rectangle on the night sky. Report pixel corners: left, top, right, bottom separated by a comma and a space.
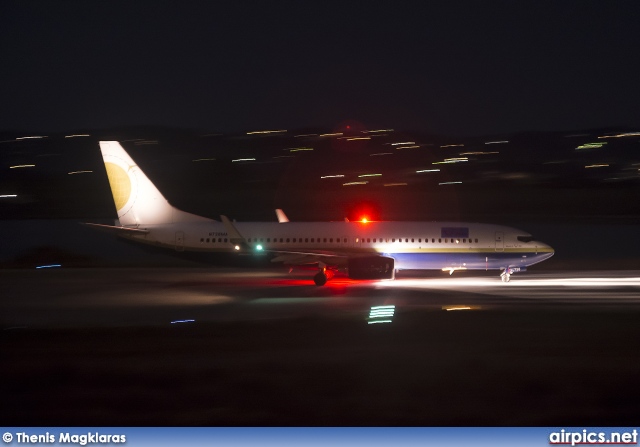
2, 1, 640, 136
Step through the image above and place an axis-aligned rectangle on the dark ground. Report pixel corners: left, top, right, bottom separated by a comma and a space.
3, 308, 640, 426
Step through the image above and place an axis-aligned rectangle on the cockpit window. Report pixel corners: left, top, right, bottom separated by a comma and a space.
517, 235, 533, 243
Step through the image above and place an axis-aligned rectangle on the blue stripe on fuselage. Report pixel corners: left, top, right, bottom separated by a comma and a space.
387, 251, 554, 270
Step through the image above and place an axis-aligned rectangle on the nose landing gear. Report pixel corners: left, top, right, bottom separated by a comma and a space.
500, 266, 526, 283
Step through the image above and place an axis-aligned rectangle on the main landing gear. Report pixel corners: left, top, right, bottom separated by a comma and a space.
313, 265, 334, 286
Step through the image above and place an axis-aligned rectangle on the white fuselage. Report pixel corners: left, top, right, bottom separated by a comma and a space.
122, 220, 554, 271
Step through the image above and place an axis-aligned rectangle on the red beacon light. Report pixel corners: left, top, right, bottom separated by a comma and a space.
360, 217, 369, 223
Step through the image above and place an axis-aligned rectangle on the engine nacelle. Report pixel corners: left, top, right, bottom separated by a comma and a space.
348, 256, 395, 280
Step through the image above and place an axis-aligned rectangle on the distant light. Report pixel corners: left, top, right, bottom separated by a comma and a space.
294, 133, 318, 138
460, 151, 499, 155
598, 132, 640, 139
134, 140, 158, 145
370, 152, 393, 156
343, 181, 368, 186
232, 158, 256, 162
416, 169, 440, 173
345, 137, 371, 141
445, 306, 472, 311
363, 129, 394, 133
246, 130, 287, 135
439, 181, 462, 185
256, 244, 263, 251
346, 125, 351, 129
320, 174, 345, 179
394, 145, 419, 149
433, 158, 468, 165
318, 132, 343, 138
9, 164, 35, 169
390, 141, 415, 146
64, 134, 90, 138
384, 183, 407, 187
170, 319, 195, 324
192, 158, 216, 162
289, 147, 314, 152
440, 144, 464, 148
16, 136, 46, 140
484, 140, 509, 145
576, 143, 606, 150
585, 164, 609, 168
67, 170, 93, 175
358, 173, 382, 178
0, 194, 17, 198
36, 264, 61, 269
234, 245, 240, 250
368, 305, 395, 324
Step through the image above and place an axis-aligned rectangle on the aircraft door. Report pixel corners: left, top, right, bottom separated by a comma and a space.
495, 232, 504, 252
175, 231, 185, 252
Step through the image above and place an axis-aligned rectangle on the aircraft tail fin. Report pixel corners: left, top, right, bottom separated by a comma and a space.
98, 141, 211, 226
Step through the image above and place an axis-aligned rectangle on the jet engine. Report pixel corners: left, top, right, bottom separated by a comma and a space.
348, 256, 395, 280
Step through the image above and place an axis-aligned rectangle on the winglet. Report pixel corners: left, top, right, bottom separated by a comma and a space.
275, 209, 289, 223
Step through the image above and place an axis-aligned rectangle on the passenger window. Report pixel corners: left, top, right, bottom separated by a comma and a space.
418, 238, 421, 243
411, 238, 414, 243
311, 238, 314, 243
267, 238, 270, 242
224, 238, 228, 243
367, 238, 371, 243
356, 238, 359, 243
286, 238, 290, 243
438, 238, 441, 243
475, 238, 478, 243
463, 238, 466, 243
293, 238, 296, 243
200, 238, 204, 242
218, 238, 221, 242
305, 238, 308, 243
330, 238, 333, 243
323, 238, 327, 243
206, 238, 210, 243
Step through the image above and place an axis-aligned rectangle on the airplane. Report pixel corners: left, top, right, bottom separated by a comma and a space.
86, 141, 555, 285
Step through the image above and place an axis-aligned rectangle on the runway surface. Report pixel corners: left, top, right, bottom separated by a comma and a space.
3, 267, 640, 426
2, 268, 640, 328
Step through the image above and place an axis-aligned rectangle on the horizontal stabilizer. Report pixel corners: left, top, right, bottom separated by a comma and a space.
82, 222, 150, 235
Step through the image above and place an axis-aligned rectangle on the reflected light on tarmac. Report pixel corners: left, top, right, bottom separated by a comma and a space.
376, 275, 640, 289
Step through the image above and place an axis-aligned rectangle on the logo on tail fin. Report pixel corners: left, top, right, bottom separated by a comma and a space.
104, 162, 132, 211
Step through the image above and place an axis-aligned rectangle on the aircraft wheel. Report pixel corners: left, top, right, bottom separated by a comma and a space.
313, 272, 328, 286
